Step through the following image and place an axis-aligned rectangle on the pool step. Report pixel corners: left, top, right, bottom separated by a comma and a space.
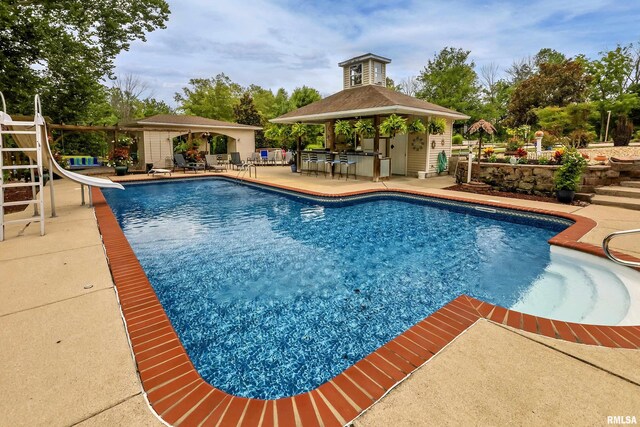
594, 185, 640, 199
512, 248, 634, 325
590, 194, 640, 211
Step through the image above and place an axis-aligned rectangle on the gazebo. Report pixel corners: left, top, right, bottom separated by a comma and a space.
271, 53, 469, 180
125, 114, 261, 169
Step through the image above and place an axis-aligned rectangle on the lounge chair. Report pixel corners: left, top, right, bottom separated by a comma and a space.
204, 154, 226, 172
147, 167, 172, 176
230, 152, 248, 170
174, 153, 204, 173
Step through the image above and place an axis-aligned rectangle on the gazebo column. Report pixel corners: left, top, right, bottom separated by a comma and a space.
325, 120, 336, 151
373, 115, 381, 181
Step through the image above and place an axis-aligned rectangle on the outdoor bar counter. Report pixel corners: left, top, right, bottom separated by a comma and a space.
308, 150, 390, 179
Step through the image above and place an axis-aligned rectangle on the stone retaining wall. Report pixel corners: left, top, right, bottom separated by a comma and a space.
454, 161, 626, 195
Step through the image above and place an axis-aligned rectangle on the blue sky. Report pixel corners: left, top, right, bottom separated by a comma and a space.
114, 0, 640, 105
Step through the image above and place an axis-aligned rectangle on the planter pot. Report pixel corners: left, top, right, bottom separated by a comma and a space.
556, 189, 575, 203
417, 171, 426, 179
290, 164, 297, 173
114, 166, 128, 176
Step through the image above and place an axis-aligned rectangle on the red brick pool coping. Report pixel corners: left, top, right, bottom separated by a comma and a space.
92, 180, 640, 427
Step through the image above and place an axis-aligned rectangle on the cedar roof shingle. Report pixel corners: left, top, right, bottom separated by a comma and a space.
272, 85, 468, 123
133, 114, 261, 129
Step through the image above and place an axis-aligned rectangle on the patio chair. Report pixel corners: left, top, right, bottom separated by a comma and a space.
260, 149, 269, 165
174, 153, 204, 173
217, 153, 230, 166
204, 154, 226, 172
274, 149, 285, 166
267, 150, 277, 165
247, 152, 261, 164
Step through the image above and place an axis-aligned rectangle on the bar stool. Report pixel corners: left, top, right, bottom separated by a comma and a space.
307, 153, 320, 176
324, 153, 340, 178
339, 154, 357, 180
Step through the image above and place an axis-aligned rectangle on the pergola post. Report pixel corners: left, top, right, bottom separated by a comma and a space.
373, 115, 380, 181
325, 120, 336, 151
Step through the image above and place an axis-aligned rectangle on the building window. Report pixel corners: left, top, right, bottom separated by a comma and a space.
350, 64, 362, 86
374, 62, 383, 85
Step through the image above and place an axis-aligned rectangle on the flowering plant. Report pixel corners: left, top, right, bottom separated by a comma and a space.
515, 147, 528, 158
107, 148, 132, 167
483, 146, 495, 158
553, 147, 565, 162
115, 135, 133, 147
185, 149, 202, 163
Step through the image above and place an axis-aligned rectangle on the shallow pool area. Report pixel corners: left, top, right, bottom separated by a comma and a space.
104, 178, 574, 399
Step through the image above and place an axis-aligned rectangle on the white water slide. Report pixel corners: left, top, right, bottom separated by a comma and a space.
1, 94, 123, 216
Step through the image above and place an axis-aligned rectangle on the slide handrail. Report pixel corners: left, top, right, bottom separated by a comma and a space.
602, 229, 640, 268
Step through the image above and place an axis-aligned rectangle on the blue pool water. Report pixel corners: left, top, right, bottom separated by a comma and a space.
103, 179, 567, 399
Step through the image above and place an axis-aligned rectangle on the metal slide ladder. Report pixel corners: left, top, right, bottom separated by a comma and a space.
0, 94, 46, 241
602, 229, 640, 268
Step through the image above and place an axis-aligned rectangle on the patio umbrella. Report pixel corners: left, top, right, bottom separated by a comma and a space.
467, 119, 496, 181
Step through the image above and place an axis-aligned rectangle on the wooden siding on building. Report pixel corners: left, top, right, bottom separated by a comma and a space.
426, 119, 453, 177
362, 61, 370, 86
343, 67, 350, 90
406, 132, 427, 176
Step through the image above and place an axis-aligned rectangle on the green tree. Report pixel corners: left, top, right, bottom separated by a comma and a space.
587, 45, 640, 138
234, 93, 266, 147
273, 88, 291, 117
0, 1, 169, 122
507, 60, 591, 126
233, 93, 262, 126
290, 86, 321, 109
246, 84, 277, 119
139, 98, 173, 117
534, 48, 567, 67
416, 47, 481, 117
175, 73, 243, 121
386, 77, 401, 91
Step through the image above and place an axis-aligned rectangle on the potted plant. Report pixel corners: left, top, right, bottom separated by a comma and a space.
334, 120, 354, 147
427, 118, 446, 135
107, 148, 133, 176
353, 119, 375, 151
379, 114, 408, 141
554, 148, 587, 203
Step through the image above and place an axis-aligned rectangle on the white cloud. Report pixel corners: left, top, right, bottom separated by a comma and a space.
113, 0, 640, 105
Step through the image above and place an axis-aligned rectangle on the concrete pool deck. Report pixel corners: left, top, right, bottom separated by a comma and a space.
1, 168, 639, 426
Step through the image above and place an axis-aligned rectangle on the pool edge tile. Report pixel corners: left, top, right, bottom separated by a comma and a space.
92, 185, 640, 427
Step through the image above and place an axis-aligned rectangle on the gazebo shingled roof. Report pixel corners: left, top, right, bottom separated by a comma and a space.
271, 85, 469, 124
130, 114, 262, 130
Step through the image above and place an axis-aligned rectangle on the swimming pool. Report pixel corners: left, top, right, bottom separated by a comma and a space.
104, 178, 573, 399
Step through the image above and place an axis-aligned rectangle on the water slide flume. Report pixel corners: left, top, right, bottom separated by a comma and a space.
1, 93, 123, 216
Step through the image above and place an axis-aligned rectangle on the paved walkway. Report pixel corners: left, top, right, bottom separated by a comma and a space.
1, 169, 638, 426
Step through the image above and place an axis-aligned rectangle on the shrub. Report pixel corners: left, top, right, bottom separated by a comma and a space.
515, 147, 528, 158
452, 134, 463, 145
538, 157, 550, 165
613, 115, 633, 146
487, 154, 498, 163
554, 148, 587, 191
506, 137, 523, 151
